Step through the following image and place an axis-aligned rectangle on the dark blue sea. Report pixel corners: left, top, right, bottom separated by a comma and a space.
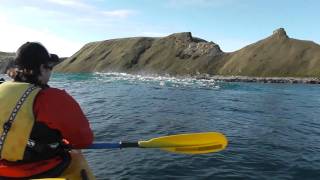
1, 73, 320, 180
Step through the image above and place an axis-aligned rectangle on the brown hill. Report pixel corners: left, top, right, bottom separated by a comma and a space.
54, 32, 223, 75
217, 28, 320, 77
2, 28, 320, 77
54, 28, 320, 77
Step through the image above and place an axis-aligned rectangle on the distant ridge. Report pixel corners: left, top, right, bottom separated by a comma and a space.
217, 28, 320, 77
0, 52, 65, 74
1, 28, 320, 78
54, 28, 320, 77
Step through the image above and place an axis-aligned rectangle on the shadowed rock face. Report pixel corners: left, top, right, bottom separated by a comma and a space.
272, 28, 289, 39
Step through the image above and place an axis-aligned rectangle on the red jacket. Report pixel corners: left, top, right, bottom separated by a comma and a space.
0, 87, 94, 178
34, 87, 94, 148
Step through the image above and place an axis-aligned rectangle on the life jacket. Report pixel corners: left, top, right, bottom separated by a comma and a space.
0, 81, 70, 179
0, 81, 40, 161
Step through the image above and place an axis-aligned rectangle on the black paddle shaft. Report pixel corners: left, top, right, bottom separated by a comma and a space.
120, 142, 139, 148
0, 78, 5, 84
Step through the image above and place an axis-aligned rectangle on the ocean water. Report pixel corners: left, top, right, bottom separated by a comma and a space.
1, 73, 320, 180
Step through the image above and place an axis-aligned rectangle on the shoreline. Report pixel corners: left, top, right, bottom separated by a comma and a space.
196, 75, 320, 84
1, 73, 320, 84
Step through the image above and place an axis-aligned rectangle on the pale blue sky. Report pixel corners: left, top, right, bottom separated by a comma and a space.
0, 0, 319, 56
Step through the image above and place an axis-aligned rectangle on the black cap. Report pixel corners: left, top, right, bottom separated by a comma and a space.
14, 42, 59, 69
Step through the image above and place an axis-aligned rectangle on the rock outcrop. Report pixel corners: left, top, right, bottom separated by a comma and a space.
272, 28, 289, 39
0, 52, 15, 74
167, 32, 222, 59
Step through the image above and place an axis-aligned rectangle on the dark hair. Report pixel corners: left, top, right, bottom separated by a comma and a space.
8, 42, 59, 87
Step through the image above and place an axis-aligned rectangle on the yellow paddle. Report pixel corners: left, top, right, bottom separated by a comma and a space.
90, 132, 228, 154
32, 133, 227, 180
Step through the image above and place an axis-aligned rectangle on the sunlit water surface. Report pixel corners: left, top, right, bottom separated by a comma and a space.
1, 73, 320, 180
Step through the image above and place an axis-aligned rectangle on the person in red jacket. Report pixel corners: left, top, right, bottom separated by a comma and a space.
0, 42, 94, 179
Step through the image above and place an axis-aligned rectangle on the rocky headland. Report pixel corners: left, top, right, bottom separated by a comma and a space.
1, 28, 320, 84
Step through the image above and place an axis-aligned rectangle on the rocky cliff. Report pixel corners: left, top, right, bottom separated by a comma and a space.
0, 52, 15, 74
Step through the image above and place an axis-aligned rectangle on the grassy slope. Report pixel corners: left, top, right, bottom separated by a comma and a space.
55, 33, 222, 75
217, 34, 320, 77
53, 30, 320, 78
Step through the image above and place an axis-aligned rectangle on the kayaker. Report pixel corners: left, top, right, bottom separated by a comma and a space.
0, 42, 95, 179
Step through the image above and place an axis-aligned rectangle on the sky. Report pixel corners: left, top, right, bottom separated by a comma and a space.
0, 0, 319, 57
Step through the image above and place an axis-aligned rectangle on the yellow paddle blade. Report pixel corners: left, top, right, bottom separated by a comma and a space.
32, 179, 66, 180
138, 132, 227, 154
162, 144, 224, 154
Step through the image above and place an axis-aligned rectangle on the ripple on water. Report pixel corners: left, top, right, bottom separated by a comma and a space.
46, 73, 320, 179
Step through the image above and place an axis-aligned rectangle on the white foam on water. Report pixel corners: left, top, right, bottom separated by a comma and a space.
94, 72, 220, 89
